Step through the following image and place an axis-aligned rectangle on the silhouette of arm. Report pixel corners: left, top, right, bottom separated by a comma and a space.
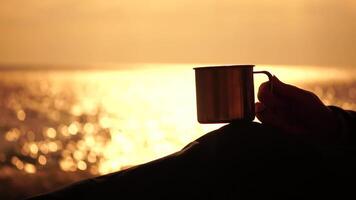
256, 76, 356, 145
328, 106, 356, 145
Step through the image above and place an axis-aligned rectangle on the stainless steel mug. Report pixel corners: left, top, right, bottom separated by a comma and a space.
194, 65, 272, 123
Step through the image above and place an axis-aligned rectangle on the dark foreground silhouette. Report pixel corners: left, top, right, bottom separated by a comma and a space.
27, 119, 356, 199
27, 77, 356, 199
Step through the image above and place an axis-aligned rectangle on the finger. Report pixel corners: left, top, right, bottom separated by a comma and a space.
257, 81, 270, 101
257, 81, 287, 108
272, 76, 314, 102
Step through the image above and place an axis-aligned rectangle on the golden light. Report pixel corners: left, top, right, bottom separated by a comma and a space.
11, 156, 24, 170
84, 136, 96, 147
29, 143, 39, 155
77, 161, 87, 171
76, 140, 86, 151
0, 2, 355, 199
5, 129, 20, 142
83, 123, 95, 134
68, 122, 79, 135
39, 143, 49, 154
20, 146, 29, 156
73, 150, 85, 161
38, 155, 47, 165
99, 117, 111, 129
16, 162, 24, 170
1, 64, 355, 178
46, 128, 57, 139
60, 157, 75, 172
24, 163, 37, 174
48, 142, 58, 152
87, 152, 97, 163
59, 125, 70, 137
16, 110, 26, 121
71, 105, 83, 116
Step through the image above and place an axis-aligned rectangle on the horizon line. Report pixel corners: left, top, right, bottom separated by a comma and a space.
0, 62, 354, 71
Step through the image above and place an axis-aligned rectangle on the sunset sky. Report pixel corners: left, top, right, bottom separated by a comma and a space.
0, 0, 355, 67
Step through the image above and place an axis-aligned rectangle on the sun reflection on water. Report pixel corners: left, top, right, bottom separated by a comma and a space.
0, 65, 355, 180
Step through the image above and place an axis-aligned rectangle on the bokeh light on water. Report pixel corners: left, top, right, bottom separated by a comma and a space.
0, 66, 224, 182
0, 64, 355, 199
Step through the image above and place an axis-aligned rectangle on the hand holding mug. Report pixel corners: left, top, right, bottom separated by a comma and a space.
256, 76, 339, 137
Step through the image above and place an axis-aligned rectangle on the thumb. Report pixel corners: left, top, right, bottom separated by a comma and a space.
272, 76, 312, 101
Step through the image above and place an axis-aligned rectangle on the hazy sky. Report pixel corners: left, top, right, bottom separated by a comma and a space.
0, 0, 355, 67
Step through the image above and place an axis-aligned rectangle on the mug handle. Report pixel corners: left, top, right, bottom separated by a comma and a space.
253, 71, 273, 92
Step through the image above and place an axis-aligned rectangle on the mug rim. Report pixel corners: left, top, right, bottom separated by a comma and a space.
194, 64, 255, 70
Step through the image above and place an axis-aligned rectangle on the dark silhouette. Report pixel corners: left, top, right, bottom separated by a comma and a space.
27, 77, 356, 199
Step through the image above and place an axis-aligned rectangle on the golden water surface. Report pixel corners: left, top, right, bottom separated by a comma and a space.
0, 64, 355, 199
